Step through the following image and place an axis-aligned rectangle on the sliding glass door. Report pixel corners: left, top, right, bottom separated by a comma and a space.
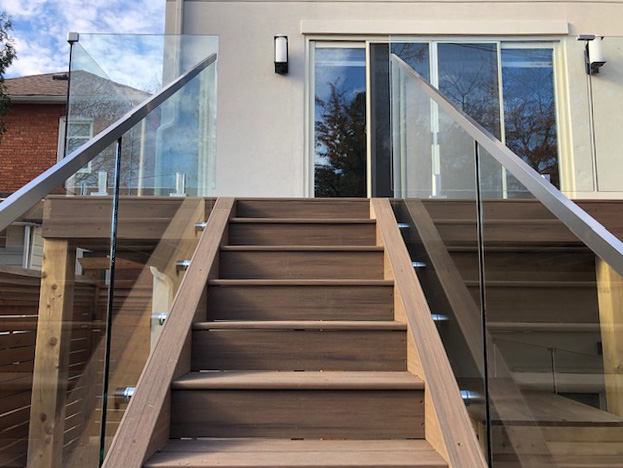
391, 40, 559, 197
501, 45, 558, 190
308, 39, 560, 198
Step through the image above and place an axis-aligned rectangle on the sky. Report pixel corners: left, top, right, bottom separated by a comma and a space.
0, 0, 166, 78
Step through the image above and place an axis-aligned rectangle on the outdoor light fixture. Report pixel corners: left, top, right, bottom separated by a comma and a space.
274, 35, 288, 74
579, 35, 607, 74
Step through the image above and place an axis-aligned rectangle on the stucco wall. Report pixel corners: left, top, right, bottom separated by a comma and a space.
167, 0, 623, 198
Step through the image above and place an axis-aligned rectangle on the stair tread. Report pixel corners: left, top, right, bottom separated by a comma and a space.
193, 321, 406, 331
434, 218, 563, 225
488, 322, 600, 332
209, 279, 394, 286
220, 245, 384, 252
464, 280, 595, 288
447, 245, 589, 253
145, 439, 446, 467
469, 392, 623, 425
172, 371, 423, 390
230, 218, 374, 224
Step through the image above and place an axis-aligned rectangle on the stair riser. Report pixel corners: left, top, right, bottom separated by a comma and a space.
450, 251, 596, 283
236, 200, 371, 219
468, 286, 598, 323
207, 285, 394, 321
436, 223, 578, 246
229, 224, 377, 246
219, 251, 384, 280
171, 389, 424, 439
541, 426, 623, 443
192, 329, 406, 371
494, 331, 600, 378
421, 200, 555, 221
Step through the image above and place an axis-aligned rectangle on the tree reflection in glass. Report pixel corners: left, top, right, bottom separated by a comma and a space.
314, 48, 367, 197
502, 48, 559, 192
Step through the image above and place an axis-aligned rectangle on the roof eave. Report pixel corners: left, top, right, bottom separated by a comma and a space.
9, 95, 66, 104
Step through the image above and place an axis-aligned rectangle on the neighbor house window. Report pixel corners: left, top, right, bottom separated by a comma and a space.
57, 117, 94, 172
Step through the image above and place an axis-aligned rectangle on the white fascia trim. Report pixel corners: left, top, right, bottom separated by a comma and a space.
301, 20, 569, 36
10, 95, 66, 104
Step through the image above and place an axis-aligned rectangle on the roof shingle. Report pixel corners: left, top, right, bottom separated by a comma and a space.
5, 72, 68, 97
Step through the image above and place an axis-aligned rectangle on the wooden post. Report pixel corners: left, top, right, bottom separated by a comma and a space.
27, 239, 76, 468
596, 256, 623, 416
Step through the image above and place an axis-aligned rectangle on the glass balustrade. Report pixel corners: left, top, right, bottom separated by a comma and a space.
390, 41, 623, 467
67, 34, 218, 197
0, 35, 218, 467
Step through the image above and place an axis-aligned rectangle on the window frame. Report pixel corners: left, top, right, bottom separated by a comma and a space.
305, 35, 568, 197
57, 117, 95, 173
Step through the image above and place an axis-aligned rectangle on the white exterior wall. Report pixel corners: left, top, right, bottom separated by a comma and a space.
167, 0, 623, 198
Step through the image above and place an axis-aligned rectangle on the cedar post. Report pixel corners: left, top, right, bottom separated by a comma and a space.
27, 239, 76, 468
596, 257, 623, 416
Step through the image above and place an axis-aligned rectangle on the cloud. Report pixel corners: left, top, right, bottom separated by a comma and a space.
0, 0, 165, 78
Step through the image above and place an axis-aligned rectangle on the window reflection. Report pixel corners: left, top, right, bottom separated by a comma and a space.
314, 47, 367, 197
390, 41, 559, 197
438, 43, 501, 138
391, 43, 430, 80
502, 48, 559, 191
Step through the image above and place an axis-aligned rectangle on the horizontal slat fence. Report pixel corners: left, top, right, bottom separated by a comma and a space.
0, 265, 101, 467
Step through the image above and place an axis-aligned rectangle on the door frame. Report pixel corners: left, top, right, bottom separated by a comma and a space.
305, 38, 370, 197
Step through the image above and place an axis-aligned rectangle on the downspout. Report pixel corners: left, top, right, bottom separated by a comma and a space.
175, 0, 184, 34
155, 0, 185, 195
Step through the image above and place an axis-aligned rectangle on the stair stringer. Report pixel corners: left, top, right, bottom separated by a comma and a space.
371, 198, 488, 468
101, 197, 236, 468
401, 198, 558, 468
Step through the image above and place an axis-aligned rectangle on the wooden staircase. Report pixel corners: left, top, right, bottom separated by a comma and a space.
395, 198, 623, 467
103, 198, 485, 468
144, 198, 441, 467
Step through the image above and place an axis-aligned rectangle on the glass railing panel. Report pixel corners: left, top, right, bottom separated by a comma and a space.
391, 36, 623, 200
477, 144, 623, 467
99, 56, 217, 456
390, 52, 489, 456
0, 37, 217, 467
0, 147, 115, 467
67, 34, 219, 197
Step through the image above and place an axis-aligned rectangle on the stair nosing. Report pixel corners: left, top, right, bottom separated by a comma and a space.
171, 371, 424, 391
192, 320, 406, 331
464, 280, 595, 288
220, 245, 384, 252
144, 439, 447, 468
208, 279, 395, 286
230, 218, 375, 224
433, 218, 561, 225
447, 245, 589, 253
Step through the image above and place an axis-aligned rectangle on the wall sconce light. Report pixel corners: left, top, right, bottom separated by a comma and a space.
579, 35, 607, 74
274, 35, 288, 74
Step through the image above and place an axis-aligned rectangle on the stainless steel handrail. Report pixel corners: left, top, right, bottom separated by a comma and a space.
0, 53, 218, 232
391, 53, 623, 277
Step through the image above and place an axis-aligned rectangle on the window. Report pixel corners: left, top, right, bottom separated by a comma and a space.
57, 117, 94, 172
307, 38, 561, 198
391, 40, 560, 194
501, 45, 558, 189
312, 43, 367, 197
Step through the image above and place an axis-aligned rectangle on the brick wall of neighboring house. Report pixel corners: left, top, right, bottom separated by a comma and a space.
0, 103, 66, 197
